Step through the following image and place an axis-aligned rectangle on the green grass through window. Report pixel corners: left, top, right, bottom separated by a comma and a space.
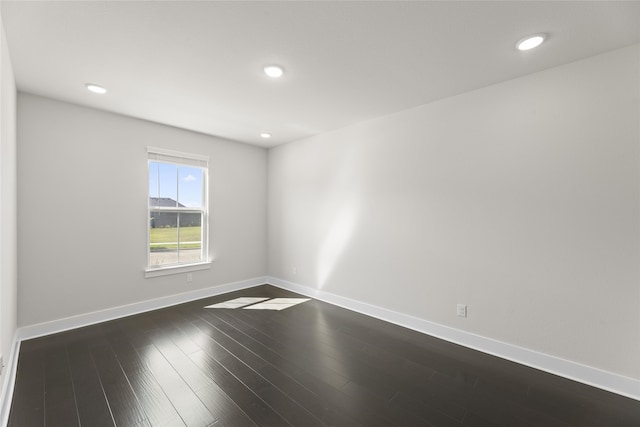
149, 226, 201, 250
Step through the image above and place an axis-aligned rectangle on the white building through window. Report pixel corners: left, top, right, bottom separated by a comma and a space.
147, 147, 209, 274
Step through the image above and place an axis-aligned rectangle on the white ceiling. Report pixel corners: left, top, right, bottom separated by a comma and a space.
2, 1, 639, 147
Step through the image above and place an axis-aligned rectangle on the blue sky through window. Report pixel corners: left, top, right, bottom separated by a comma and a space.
149, 162, 203, 208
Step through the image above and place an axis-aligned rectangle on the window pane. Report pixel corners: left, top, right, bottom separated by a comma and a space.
158, 162, 178, 207
178, 166, 203, 208
149, 211, 178, 266
178, 212, 202, 263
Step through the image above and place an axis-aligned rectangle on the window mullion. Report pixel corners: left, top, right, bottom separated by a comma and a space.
177, 212, 181, 263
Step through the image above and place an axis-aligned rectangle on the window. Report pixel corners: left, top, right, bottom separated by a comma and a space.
146, 147, 209, 275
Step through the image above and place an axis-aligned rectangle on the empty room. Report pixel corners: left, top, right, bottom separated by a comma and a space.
0, 1, 639, 426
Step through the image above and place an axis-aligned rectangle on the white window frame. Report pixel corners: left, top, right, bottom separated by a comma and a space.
145, 147, 211, 278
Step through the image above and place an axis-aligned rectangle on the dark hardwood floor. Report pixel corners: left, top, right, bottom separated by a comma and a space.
8, 285, 640, 426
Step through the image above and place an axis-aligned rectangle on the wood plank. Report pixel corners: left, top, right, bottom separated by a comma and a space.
135, 344, 216, 426
67, 340, 115, 427
8, 349, 45, 426
188, 349, 291, 426
195, 384, 258, 427
90, 341, 149, 427
44, 345, 80, 427
103, 327, 186, 427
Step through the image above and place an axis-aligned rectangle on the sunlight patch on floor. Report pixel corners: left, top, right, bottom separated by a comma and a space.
243, 298, 311, 311
204, 297, 269, 309
205, 297, 311, 311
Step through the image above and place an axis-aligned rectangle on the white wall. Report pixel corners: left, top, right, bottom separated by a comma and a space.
17, 94, 267, 326
268, 45, 640, 380
0, 18, 17, 374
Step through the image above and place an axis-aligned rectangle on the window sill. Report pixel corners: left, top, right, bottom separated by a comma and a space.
145, 261, 212, 278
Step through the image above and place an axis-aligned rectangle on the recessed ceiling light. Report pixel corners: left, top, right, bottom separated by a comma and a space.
263, 65, 284, 78
260, 133, 272, 139
85, 83, 107, 94
516, 34, 546, 51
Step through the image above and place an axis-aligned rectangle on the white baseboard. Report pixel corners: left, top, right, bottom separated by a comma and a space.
266, 276, 640, 401
18, 276, 268, 341
4, 273, 637, 424
0, 331, 21, 427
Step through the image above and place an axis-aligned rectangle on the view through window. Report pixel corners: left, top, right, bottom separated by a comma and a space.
148, 148, 208, 268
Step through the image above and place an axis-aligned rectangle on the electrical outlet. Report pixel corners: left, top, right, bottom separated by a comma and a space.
457, 304, 467, 318
292, 267, 297, 275
186, 273, 193, 283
